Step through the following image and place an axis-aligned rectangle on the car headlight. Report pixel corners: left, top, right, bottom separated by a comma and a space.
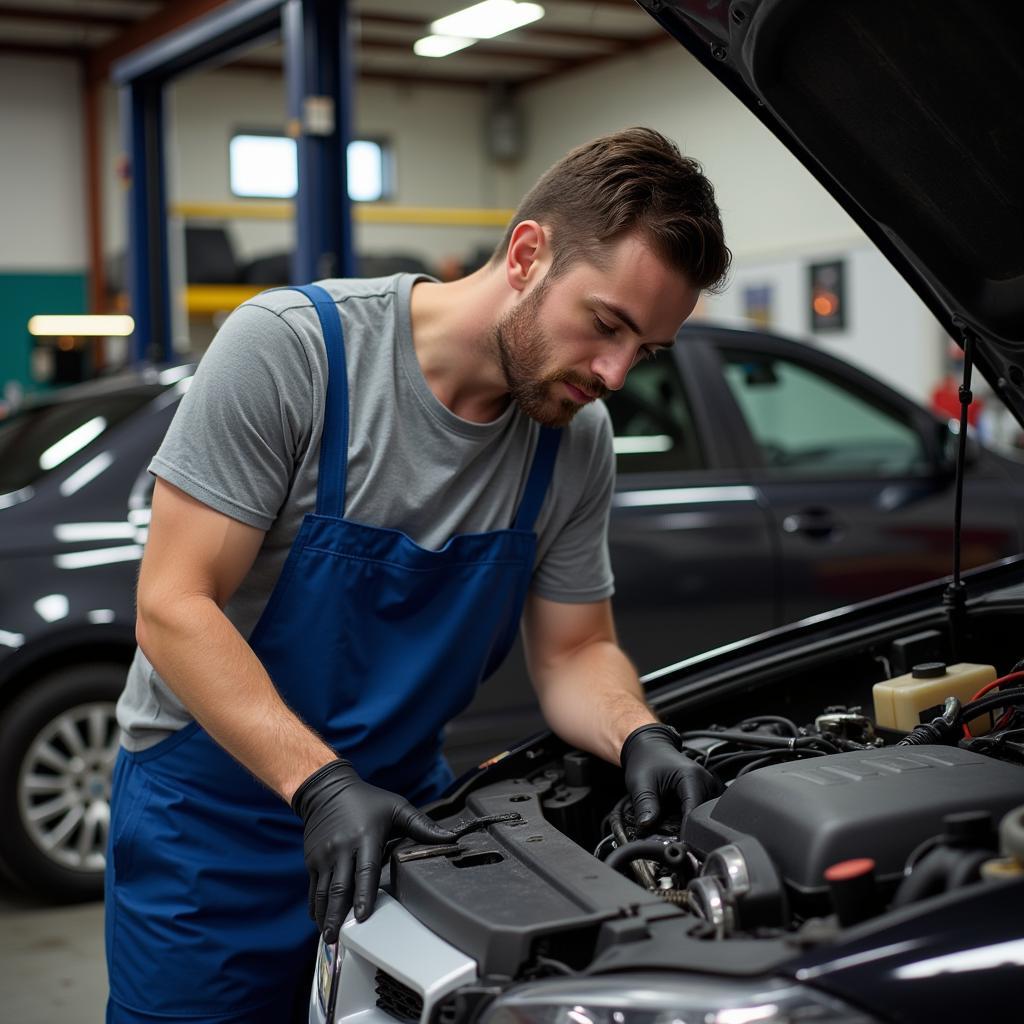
480, 974, 877, 1024
314, 936, 344, 1022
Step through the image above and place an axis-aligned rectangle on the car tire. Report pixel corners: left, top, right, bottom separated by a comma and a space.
0, 663, 126, 902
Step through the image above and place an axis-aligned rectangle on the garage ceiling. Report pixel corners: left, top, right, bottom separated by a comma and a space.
0, 0, 666, 88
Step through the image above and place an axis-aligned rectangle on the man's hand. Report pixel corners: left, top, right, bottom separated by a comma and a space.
291, 759, 456, 941
620, 723, 722, 831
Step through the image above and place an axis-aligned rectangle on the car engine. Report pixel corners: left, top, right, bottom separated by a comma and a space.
391, 634, 1024, 986
590, 704, 1024, 939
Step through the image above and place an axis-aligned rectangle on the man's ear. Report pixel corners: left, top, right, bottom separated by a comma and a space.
504, 220, 550, 294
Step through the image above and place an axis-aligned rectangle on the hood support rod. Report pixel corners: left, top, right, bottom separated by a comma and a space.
943, 326, 975, 658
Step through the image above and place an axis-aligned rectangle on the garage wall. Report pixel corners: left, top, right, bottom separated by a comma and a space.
705, 244, 942, 404
156, 69, 502, 274
0, 56, 89, 392
512, 41, 946, 404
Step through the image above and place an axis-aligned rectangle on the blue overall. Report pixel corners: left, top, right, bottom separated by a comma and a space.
105, 284, 561, 1023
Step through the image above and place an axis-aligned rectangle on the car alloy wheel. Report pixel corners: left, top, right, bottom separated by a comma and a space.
17, 700, 118, 873
0, 663, 126, 900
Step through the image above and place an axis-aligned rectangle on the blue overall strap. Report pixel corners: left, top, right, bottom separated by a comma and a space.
294, 284, 349, 518
512, 427, 563, 532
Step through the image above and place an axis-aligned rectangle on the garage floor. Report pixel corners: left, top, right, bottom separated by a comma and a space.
0, 878, 106, 1022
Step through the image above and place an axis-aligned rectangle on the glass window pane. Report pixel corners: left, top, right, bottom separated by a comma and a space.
227, 135, 388, 202
347, 140, 384, 202
720, 349, 927, 475
605, 356, 704, 473
229, 135, 298, 199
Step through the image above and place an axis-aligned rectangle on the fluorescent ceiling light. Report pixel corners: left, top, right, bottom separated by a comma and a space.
28, 315, 135, 337
413, 35, 474, 57
431, 0, 544, 39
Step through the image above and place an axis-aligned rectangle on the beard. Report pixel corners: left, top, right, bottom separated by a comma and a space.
493, 281, 608, 428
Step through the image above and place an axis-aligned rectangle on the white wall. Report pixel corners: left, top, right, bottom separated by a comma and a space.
0, 56, 86, 271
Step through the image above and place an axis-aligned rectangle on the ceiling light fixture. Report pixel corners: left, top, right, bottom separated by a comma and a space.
413, 35, 474, 58
28, 314, 135, 337
430, 1, 545, 41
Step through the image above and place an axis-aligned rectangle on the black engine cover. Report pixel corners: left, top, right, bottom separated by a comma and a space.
683, 746, 1024, 896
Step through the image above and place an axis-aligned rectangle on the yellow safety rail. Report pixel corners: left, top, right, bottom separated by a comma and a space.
185, 285, 268, 315
171, 202, 514, 227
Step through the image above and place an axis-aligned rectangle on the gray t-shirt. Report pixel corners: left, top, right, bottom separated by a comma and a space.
118, 274, 615, 750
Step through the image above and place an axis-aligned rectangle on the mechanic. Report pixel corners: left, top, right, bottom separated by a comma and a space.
105, 127, 731, 1024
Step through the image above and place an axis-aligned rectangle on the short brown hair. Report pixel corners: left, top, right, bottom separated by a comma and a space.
493, 127, 730, 291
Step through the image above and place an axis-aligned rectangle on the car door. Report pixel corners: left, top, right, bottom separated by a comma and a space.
704, 332, 1024, 625
607, 341, 778, 675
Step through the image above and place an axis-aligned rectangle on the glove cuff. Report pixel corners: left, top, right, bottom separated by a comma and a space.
290, 757, 354, 816
620, 722, 681, 764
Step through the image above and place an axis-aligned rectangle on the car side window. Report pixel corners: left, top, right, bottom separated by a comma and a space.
604, 354, 705, 473
719, 349, 928, 475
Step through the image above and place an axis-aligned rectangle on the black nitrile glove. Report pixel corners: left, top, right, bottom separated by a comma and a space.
291, 759, 455, 941
620, 723, 722, 832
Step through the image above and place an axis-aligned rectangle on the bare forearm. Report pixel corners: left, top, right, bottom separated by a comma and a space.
137, 595, 335, 803
534, 640, 657, 764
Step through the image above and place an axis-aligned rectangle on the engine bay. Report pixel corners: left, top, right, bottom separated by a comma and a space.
393, 602, 1024, 983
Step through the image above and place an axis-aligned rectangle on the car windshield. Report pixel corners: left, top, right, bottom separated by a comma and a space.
0, 386, 166, 495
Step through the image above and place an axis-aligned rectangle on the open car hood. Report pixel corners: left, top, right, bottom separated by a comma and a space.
641, 0, 1024, 424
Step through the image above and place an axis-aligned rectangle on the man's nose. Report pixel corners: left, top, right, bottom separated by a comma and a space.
591, 348, 635, 392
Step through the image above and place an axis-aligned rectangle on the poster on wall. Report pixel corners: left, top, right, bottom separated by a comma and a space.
809, 259, 846, 332
742, 283, 774, 328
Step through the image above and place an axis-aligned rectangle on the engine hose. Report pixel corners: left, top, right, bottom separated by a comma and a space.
893, 846, 992, 907
605, 839, 687, 875
962, 687, 1024, 722
892, 848, 957, 906
607, 809, 658, 890
679, 729, 840, 754
948, 849, 993, 889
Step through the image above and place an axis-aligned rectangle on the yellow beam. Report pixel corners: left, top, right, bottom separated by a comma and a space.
184, 284, 268, 315
171, 201, 513, 228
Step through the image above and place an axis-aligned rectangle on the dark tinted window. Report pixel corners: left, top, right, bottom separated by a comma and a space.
719, 349, 927, 475
0, 388, 165, 494
605, 355, 704, 474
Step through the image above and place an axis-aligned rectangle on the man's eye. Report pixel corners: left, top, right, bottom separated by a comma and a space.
593, 316, 616, 336
637, 347, 660, 362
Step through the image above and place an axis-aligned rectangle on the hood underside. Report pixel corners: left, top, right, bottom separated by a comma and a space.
642, 0, 1024, 421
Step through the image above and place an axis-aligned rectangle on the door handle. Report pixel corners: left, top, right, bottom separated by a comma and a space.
782, 509, 840, 539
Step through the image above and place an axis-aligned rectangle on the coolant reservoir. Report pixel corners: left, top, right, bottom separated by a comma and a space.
872, 661, 995, 732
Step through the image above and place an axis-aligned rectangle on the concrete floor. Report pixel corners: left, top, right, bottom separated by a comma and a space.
0, 877, 107, 1022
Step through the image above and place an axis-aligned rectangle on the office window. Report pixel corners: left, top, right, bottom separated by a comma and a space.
228, 134, 390, 201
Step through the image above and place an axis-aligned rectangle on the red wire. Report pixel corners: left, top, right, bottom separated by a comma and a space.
963, 670, 1024, 738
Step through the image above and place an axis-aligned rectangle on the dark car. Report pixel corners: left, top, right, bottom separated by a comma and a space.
2, 310, 1023, 900
305, 2, 1024, 1023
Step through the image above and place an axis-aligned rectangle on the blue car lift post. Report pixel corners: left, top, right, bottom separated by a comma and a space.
112, 0, 356, 364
